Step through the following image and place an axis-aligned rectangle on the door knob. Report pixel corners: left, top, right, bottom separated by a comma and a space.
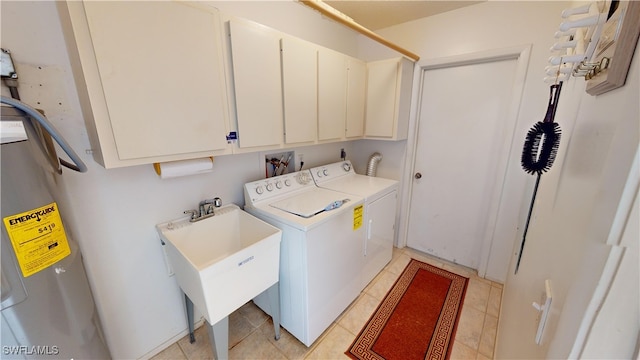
414, 172, 422, 179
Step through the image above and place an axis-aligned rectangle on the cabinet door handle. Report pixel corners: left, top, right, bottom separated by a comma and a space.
414, 172, 422, 179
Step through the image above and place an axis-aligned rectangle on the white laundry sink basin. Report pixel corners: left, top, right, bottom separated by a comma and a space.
157, 204, 281, 325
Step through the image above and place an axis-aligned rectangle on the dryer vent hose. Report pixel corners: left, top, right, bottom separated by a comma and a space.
366, 152, 383, 177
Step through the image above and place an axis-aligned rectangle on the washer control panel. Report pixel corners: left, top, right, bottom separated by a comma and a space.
244, 170, 314, 206
309, 160, 354, 184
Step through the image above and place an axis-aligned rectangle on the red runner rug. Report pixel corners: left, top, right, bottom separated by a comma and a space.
346, 259, 468, 360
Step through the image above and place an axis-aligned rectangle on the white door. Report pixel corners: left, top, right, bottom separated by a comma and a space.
407, 54, 522, 269
362, 190, 397, 288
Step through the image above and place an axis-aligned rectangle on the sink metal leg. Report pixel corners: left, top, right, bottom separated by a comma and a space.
184, 293, 196, 343
183, 284, 279, 359
207, 316, 229, 360
266, 282, 281, 340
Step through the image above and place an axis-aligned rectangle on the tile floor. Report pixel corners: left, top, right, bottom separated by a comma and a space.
151, 247, 502, 360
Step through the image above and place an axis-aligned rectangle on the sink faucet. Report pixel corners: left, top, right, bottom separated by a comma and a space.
199, 197, 222, 216
185, 197, 222, 222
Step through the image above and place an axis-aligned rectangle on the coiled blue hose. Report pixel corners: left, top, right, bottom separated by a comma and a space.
1, 95, 87, 173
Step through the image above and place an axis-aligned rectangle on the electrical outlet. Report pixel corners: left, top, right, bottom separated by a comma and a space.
297, 153, 305, 171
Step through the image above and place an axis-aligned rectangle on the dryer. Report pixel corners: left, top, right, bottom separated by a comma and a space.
310, 160, 399, 288
243, 170, 364, 347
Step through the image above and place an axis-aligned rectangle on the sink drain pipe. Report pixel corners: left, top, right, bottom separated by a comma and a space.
366, 152, 383, 177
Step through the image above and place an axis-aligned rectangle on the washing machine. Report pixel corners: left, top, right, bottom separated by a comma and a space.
310, 160, 399, 289
243, 170, 364, 347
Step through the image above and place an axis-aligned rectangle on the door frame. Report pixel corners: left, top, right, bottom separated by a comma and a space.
569, 144, 639, 358
398, 45, 532, 279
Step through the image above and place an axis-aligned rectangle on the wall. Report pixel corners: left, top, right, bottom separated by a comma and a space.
212, 1, 361, 57
527, 43, 639, 358
367, 1, 639, 358
579, 185, 638, 358
0, 1, 370, 358
4, 1, 637, 358
368, 1, 570, 283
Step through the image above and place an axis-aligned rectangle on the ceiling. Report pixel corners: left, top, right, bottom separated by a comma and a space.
323, 1, 484, 30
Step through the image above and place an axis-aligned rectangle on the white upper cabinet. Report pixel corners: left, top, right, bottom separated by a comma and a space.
318, 48, 348, 141
345, 57, 366, 139
229, 19, 283, 149
281, 37, 318, 145
365, 57, 414, 140
59, 1, 230, 168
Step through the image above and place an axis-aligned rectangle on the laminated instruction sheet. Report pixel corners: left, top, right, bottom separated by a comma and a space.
3, 202, 71, 277
353, 205, 363, 230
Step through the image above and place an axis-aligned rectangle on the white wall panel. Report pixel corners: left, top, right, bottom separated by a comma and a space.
357, 2, 639, 359
1, 2, 357, 358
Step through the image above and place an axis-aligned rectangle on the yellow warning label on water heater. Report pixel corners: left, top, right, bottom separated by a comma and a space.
353, 205, 363, 230
3, 202, 71, 277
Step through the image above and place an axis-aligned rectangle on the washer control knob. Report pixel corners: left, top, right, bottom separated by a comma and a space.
266, 183, 274, 192
255, 186, 264, 194
322, 169, 329, 176
275, 181, 283, 189
342, 162, 351, 172
297, 171, 311, 184
316, 171, 323, 177
284, 179, 292, 186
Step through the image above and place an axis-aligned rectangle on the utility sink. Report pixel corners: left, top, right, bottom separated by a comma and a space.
156, 204, 282, 325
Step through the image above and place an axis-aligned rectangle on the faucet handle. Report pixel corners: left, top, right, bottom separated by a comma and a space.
213, 197, 222, 208
184, 209, 198, 220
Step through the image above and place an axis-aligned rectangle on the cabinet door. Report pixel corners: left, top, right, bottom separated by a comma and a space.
81, 1, 229, 162
318, 49, 347, 141
281, 38, 317, 144
365, 59, 398, 138
229, 19, 283, 148
365, 58, 414, 140
345, 57, 366, 138
395, 57, 414, 140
